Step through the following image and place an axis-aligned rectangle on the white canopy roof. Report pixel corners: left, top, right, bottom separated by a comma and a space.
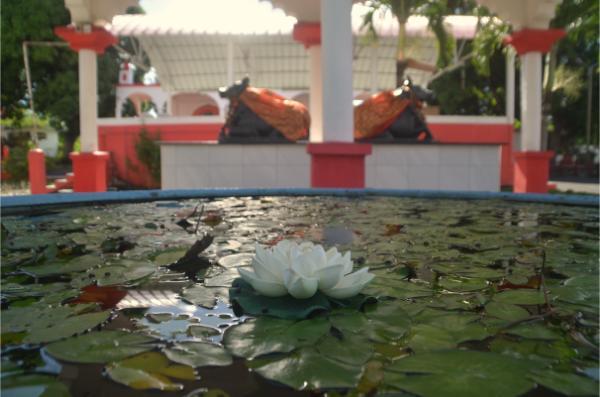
108, 2, 483, 93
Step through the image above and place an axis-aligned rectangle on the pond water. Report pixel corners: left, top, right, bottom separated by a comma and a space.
1, 196, 598, 397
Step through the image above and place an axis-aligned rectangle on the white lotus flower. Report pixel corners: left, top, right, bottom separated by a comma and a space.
238, 240, 374, 299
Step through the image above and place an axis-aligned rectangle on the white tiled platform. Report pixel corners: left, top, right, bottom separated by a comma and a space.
160, 142, 500, 191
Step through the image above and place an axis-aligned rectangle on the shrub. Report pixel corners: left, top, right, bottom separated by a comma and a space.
135, 128, 161, 185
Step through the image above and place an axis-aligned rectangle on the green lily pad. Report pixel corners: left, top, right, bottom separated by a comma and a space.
486, 301, 531, 321
152, 248, 188, 266
24, 310, 111, 344
20, 254, 102, 278
364, 302, 411, 342
164, 341, 233, 367
250, 347, 364, 390
504, 322, 562, 340
1, 374, 70, 397
187, 325, 221, 338
229, 278, 331, 320
529, 370, 599, 396
386, 350, 536, 397
45, 330, 156, 363
181, 285, 228, 309
106, 351, 195, 391
224, 316, 329, 359
493, 290, 547, 305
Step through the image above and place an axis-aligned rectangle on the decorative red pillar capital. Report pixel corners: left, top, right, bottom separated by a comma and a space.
503, 28, 566, 55
513, 151, 554, 193
307, 143, 372, 188
293, 22, 321, 48
54, 25, 117, 54
69, 151, 110, 192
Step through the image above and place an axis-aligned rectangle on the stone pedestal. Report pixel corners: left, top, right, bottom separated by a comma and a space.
307, 143, 371, 188
70, 151, 110, 192
513, 151, 554, 193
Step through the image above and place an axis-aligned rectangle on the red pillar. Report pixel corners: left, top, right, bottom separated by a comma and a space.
504, 28, 565, 193
69, 151, 110, 192
307, 143, 372, 188
55, 26, 116, 192
28, 148, 48, 194
513, 151, 554, 193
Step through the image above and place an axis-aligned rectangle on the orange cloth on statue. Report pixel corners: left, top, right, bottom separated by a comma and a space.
239, 87, 310, 141
354, 90, 411, 140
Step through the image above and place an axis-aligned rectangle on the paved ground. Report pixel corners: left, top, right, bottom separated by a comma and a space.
550, 180, 599, 195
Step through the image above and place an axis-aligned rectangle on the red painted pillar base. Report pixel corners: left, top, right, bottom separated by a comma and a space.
28, 148, 48, 194
307, 143, 372, 188
513, 151, 554, 193
70, 151, 110, 192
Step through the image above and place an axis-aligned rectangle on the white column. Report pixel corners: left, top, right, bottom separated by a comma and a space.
505, 48, 515, 124
320, 0, 354, 143
227, 38, 235, 84
308, 45, 323, 142
520, 52, 542, 151
79, 49, 98, 152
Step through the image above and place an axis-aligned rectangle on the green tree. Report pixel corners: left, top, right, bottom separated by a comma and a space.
1, 0, 126, 160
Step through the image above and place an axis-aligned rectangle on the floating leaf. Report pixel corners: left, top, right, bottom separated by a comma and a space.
46, 330, 155, 363
250, 348, 364, 390
164, 341, 233, 367
1, 374, 70, 397
224, 316, 329, 359
70, 285, 127, 309
386, 350, 536, 397
529, 370, 599, 396
152, 248, 188, 267
486, 301, 531, 321
106, 352, 195, 391
505, 322, 562, 340
187, 325, 221, 338
229, 278, 331, 320
24, 310, 111, 344
493, 290, 547, 305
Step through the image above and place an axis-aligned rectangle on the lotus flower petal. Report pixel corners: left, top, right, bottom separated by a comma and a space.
242, 240, 374, 300
283, 269, 319, 299
316, 263, 346, 290
322, 267, 375, 299
238, 268, 288, 297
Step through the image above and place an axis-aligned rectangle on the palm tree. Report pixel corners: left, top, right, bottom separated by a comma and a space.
361, 0, 456, 87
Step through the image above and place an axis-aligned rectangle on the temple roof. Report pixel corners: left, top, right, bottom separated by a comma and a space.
108, 3, 484, 92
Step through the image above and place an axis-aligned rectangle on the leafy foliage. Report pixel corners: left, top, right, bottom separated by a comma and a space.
135, 128, 161, 185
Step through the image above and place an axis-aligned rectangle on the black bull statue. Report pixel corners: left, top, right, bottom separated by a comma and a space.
218, 78, 434, 143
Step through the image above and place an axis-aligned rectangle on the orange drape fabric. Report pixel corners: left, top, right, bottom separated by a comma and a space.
354, 90, 411, 140
239, 87, 310, 141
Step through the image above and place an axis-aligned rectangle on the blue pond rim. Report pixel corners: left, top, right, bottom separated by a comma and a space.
1, 188, 597, 214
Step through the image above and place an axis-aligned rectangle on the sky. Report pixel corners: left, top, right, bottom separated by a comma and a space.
138, 0, 298, 33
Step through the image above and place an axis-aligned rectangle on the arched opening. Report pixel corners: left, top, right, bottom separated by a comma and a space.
172, 93, 220, 116
122, 93, 156, 117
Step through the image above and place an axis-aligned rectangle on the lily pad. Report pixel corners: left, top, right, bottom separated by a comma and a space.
164, 341, 233, 367
386, 350, 536, 397
485, 301, 530, 321
181, 285, 228, 309
229, 278, 331, 320
106, 352, 195, 391
224, 316, 329, 359
1, 374, 70, 397
24, 310, 111, 344
493, 290, 547, 305
250, 348, 364, 390
45, 330, 156, 363
529, 370, 599, 396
